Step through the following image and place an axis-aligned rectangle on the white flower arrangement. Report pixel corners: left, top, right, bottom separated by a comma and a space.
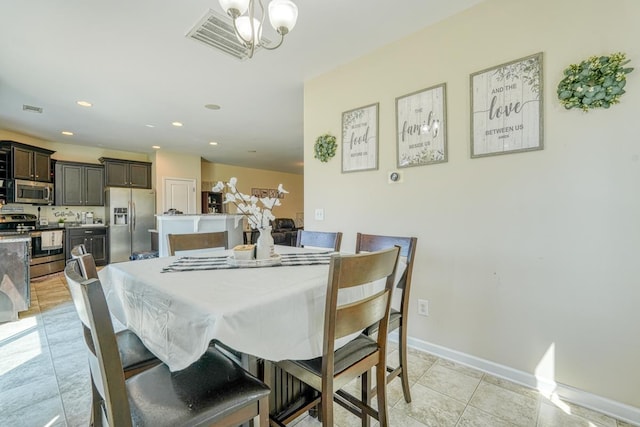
212, 177, 288, 229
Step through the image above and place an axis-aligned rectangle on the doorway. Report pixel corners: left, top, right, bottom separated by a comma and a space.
163, 177, 196, 214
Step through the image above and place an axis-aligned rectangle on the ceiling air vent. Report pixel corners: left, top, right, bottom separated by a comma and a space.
186, 9, 271, 61
22, 104, 43, 113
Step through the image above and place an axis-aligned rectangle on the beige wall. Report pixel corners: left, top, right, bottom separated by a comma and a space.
0, 130, 151, 222
0, 130, 149, 164
304, 0, 640, 410
152, 150, 202, 214
1, 130, 303, 226
202, 160, 303, 224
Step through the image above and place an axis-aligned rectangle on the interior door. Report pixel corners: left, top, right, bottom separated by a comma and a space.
163, 177, 196, 214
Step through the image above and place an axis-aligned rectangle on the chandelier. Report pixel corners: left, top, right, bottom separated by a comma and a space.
218, 0, 298, 59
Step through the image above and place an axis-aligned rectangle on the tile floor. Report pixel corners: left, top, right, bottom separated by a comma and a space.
0, 272, 636, 427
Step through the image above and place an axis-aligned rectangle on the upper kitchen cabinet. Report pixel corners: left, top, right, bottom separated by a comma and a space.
0, 148, 8, 205
0, 141, 55, 182
55, 161, 104, 206
99, 157, 151, 189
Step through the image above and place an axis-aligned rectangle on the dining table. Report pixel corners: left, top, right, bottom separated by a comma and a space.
99, 245, 404, 372
98, 245, 404, 419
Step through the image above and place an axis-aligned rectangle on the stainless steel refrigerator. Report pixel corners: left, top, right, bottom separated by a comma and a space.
105, 188, 156, 263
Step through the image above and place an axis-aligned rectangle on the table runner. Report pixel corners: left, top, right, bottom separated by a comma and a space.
162, 250, 334, 272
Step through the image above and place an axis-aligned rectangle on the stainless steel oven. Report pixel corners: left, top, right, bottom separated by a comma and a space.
30, 230, 65, 278
0, 213, 66, 278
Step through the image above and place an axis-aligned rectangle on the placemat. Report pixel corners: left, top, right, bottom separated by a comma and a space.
162, 251, 334, 273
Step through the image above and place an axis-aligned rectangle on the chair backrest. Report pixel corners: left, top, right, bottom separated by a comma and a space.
296, 230, 343, 251
167, 231, 228, 256
64, 258, 133, 426
70, 245, 98, 279
322, 246, 400, 373
70, 243, 87, 257
355, 233, 417, 317
272, 218, 296, 231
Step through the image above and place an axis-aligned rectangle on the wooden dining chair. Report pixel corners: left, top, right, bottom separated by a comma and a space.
64, 258, 270, 427
70, 244, 97, 278
167, 231, 228, 256
69, 250, 161, 426
274, 246, 400, 427
295, 230, 342, 251
356, 233, 417, 403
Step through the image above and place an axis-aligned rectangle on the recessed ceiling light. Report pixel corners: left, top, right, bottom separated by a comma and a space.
61, 131, 74, 136
209, 141, 218, 146
145, 124, 155, 128
172, 121, 183, 127
76, 100, 92, 107
204, 104, 221, 110
152, 145, 161, 149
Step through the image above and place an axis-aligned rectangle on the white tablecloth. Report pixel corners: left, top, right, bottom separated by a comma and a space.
99, 246, 404, 371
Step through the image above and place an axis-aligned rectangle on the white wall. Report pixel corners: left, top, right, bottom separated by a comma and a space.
304, 0, 640, 411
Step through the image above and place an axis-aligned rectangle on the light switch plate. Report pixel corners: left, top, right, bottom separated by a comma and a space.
314, 208, 324, 221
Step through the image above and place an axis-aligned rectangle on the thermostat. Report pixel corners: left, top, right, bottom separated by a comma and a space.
388, 171, 402, 183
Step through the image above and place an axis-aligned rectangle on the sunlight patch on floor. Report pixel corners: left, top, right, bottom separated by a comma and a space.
0, 317, 42, 375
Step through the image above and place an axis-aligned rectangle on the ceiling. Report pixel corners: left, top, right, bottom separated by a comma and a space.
0, 0, 482, 175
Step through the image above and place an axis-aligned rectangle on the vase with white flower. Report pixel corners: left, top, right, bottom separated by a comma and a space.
212, 177, 289, 260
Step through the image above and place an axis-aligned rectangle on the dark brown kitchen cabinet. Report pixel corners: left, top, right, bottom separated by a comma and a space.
66, 226, 109, 265
0, 148, 8, 205
0, 141, 55, 182
99, 157, 151, 189
55, 161, 104, 206
13, 147, 51, 182
201, 191, 225, 213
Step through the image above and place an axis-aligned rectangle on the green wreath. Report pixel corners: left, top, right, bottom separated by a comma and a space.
314, 133, 337, 162
557, 52, 633, 111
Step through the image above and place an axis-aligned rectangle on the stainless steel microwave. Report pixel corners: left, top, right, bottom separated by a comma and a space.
9, 179, 54, 205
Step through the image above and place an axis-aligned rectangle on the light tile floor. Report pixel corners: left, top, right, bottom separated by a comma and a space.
0, 272, 636, 427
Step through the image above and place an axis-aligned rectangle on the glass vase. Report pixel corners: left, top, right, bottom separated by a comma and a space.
255, 226, 274, 260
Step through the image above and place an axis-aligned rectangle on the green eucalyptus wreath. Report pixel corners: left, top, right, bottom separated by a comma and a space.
557, 52, 633, 111
313, 133, 337, 162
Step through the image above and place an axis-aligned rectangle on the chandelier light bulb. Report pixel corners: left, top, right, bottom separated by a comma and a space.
268, 0, 298, 34
235, 16, 262, 46
218, 0, 250, 17
219, 0, 297, 58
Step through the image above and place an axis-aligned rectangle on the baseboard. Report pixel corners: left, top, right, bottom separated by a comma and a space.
390, 333, 640, 426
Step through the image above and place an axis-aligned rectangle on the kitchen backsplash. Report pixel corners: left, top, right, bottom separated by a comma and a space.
0, 204, 106, 224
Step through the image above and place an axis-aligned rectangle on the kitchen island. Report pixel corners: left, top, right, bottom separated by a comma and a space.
155, 214, 244, 257
0, 235, 30, 322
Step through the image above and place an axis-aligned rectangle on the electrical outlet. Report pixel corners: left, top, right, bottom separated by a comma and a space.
314, 208, 324, 221
418, 299, 429, 316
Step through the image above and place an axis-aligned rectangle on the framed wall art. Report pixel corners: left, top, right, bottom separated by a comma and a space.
341, 103, 378, 173
251, 188, 285, 199
470, 52, 543, 158
396, 83, 447, 168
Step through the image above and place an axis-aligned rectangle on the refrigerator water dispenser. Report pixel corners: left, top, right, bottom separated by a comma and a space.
114, 208, 128, 225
